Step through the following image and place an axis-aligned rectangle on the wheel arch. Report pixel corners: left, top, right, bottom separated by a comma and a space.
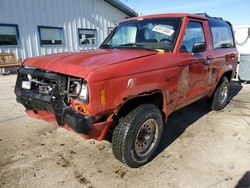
222, 70, 233, 82
208, 69, 232, 98
112, 90, 166, 122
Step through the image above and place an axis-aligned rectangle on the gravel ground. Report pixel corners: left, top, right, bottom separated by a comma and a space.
0, 75, 250, 188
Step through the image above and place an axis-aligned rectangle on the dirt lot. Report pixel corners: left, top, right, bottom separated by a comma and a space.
0, 75, 250, 188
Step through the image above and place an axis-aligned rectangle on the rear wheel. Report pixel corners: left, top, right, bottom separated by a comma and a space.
112, 104, 163, 168
208, 76, 229, 111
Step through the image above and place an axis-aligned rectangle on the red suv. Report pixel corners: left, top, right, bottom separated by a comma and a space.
15, 13, 238, 168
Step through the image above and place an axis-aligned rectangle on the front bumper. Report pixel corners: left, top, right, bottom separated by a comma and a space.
15, 67, 93, 134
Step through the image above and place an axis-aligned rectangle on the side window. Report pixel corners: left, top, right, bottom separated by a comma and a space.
209, 19, 234, 49
181, 22, 205, 53
78, 29, 97, 46
0, 24, 20, 46
38, 26, 64, 46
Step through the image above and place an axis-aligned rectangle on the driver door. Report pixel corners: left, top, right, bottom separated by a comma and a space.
176, 20, 211, 108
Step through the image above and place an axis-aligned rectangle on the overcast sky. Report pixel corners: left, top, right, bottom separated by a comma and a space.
121, 0, 250, 25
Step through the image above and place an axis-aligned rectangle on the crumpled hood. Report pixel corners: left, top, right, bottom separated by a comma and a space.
23, 49, 157, 78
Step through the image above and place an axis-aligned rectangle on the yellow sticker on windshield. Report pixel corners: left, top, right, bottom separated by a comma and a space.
152, 26, 175, 36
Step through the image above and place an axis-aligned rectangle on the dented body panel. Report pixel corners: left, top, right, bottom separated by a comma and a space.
15, 14, 238, 140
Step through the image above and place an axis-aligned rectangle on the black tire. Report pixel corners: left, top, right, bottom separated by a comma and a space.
112, 104, 163, 168
208, 76, 229, 111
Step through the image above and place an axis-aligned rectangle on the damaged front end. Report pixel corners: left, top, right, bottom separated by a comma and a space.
15, 66, 93, 134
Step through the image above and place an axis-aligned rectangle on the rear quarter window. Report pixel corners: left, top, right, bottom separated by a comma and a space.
208, 19, 235, 49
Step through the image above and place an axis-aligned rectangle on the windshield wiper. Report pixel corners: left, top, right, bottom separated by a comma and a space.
101, 43, 161, 52
100, 44, 114, 49
119, 43, 142, 47
118, 43, 158, 51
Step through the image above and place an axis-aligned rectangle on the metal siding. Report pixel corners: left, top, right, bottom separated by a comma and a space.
0, 0, 128, 60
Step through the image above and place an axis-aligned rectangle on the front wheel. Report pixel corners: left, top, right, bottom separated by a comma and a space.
112, 104, 163, 168
208, 76, 229, 111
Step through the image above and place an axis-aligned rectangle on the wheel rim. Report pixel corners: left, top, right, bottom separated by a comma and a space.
219, 82, 229, 105
134, 119, 159, 157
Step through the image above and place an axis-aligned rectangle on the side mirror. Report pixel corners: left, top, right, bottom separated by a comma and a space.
192, 42, 206, 53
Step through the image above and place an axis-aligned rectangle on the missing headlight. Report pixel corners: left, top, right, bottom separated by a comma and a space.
67, 77, 82, 97
66, 77, 88, 102
79, 84, 88, 101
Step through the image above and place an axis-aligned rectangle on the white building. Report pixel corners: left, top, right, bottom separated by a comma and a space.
233, 25, 250, 81
233, 25, 250, 54
0, 0, 137, 61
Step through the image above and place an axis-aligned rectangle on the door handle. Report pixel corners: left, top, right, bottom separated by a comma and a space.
202, 55, 212, 65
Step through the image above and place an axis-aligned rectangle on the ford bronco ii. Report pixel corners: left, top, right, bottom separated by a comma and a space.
15, 13, 238, 168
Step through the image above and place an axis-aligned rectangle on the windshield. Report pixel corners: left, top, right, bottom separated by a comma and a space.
100, 18, 182, 52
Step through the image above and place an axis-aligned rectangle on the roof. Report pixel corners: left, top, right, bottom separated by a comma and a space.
125, 13, 208, 22
125, 13, 231, 25
104, 0, 138, 17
